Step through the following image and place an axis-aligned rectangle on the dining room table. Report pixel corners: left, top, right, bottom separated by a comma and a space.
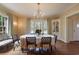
20, 34, 55, 51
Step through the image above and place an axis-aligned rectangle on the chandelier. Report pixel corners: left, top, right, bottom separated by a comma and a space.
33, 3, 45, 19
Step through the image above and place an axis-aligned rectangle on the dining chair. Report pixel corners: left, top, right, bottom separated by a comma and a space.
54, 34, 58, 50
26, 37, 36, 53
12, 34, 20, 51
40, 37, 52, 54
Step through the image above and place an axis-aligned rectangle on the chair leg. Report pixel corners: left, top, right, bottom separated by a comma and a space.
51, 46, 52, 52
13, 46, 15, 51
21, 48, 24, 53
54, 46, 56, 50
40, 45, 43, 54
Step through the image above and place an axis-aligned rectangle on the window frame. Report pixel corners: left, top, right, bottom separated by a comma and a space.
0, 15, 8, 34
30, 19, 48, 34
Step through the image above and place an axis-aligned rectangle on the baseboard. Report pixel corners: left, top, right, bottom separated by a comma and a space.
58, 39, 68, 43
68, 40, 79, 43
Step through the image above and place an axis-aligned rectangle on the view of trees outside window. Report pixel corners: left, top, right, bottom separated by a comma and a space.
31, 19, 48, 34
0, 16, 8, 34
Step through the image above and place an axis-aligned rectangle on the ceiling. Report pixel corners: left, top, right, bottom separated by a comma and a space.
0, 3, 77, 17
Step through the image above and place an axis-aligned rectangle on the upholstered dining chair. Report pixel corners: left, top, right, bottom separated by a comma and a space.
26, 37, 36, 52
54, 34, 58, 50
12, 34, 20, 50
40, 37, 52, 54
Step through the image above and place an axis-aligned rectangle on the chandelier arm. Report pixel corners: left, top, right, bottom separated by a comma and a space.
37, 3, 40, 19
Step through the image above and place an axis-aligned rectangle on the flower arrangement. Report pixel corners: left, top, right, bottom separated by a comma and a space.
35, 29, 41, 35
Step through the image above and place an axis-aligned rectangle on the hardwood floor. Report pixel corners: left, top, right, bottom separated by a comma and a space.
1, 40, 79, 55
55, 41, 79, 55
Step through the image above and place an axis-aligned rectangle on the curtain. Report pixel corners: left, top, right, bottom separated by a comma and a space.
31, 19, 48, 34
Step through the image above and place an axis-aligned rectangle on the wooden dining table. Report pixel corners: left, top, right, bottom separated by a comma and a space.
20, 34, 55, 51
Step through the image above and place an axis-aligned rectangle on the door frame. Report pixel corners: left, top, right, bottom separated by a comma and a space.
65, 11, 79, 43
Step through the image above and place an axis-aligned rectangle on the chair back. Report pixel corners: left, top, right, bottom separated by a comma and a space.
26, 37, 36, 44
12, 34, 20, 43
41, 37, 51, 44
41, 37, 52, 53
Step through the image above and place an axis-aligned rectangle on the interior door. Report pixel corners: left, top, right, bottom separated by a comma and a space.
73, 19, 79, 41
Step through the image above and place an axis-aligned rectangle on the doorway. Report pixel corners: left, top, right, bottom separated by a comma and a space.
67, 13, 79, 42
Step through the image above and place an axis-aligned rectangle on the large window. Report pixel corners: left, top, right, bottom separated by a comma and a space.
0, 15, 8, 34
31, 19, 48, 34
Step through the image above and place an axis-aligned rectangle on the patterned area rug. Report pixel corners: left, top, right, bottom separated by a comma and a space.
0, 47, 27, 55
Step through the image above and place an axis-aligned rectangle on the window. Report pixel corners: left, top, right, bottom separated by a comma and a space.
0, 15, 8, 34
31, 19, 48, 34
52, 20, 59, 33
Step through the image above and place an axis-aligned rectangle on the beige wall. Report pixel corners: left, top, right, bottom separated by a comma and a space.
11, 15, 28, 36
60, 4, 79, 43
12, 15, 18, 34
47, 19, 52, 34
17, 17, 27, 35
